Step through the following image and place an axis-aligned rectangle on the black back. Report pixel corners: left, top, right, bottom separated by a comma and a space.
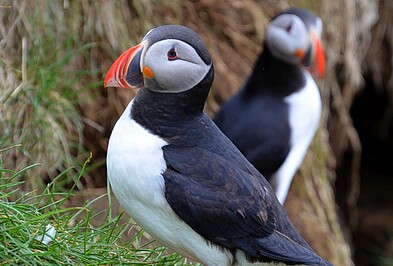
214, 47, 306, 180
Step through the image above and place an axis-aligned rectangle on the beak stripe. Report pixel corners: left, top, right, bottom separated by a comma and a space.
104, 43, 145, 89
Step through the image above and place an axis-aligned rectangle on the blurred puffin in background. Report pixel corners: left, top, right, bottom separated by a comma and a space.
214, 7, 326, 204
104, 25, 331, 265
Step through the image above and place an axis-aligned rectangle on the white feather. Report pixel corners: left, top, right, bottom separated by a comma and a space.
270, 72, 321, 204
35, 224, 56, 245
107, 100, 233, 266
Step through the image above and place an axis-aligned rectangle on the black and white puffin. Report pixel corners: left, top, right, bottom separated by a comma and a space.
104, 25, 331, 266
214, 8, 326, 204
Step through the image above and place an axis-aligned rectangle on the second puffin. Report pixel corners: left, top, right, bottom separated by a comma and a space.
214, 8, 326, 204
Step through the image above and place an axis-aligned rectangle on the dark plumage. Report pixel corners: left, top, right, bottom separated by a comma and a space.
215, 48, 300, 177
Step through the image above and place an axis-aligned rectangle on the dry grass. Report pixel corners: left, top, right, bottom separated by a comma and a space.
2, 0, 392, 265
1, 2, 86, 189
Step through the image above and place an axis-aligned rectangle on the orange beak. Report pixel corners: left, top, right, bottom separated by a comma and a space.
310, 32, 325, 78
104, 42, 146, 89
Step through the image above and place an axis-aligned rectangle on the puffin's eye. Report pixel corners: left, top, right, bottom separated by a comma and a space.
285, 23, 292, 32
167, 48, 178, 60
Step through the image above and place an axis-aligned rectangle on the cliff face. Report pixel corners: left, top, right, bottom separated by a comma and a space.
2, 1, 393, 265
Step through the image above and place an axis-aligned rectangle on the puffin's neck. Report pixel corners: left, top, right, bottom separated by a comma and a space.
243, 43, 306, 97
131, 68, 213, 139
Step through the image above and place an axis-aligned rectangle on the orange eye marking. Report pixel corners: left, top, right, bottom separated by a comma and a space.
294, 49, 305, 59
143, 66, 154, 78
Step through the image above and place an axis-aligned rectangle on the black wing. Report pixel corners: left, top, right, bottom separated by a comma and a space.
164, 145, 276, 249
162, 115, 331, 265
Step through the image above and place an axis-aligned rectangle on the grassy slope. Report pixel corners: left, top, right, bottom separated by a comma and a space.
0, 149, 198, 265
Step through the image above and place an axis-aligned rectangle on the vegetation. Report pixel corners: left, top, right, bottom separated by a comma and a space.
0, 2, 196, 264
1, 1, 392, 265
0, 148, 197, 265
0, 2, 99, 190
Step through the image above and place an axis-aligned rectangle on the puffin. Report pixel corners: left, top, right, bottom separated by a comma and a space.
104, 25, 331, 265
214, 8, 326, 204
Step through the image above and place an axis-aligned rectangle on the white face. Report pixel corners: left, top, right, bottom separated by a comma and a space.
142, 39, 211, 93
265, 14, 310, 64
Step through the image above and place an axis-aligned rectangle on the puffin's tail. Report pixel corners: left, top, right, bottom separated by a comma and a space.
247, 231, 334, 266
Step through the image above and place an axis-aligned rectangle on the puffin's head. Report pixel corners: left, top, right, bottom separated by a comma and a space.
265, 7, 325, 77
104, 25, 213, 93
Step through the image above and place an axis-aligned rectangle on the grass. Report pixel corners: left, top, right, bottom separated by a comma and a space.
1, 1, 384, 265
0, 148, 199, 265
0, 3, 198, 264
0, 2, 105, 191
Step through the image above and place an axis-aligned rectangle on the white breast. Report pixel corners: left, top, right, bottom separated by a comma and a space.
106, 100, 233, 266
271, 72, 322, 204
